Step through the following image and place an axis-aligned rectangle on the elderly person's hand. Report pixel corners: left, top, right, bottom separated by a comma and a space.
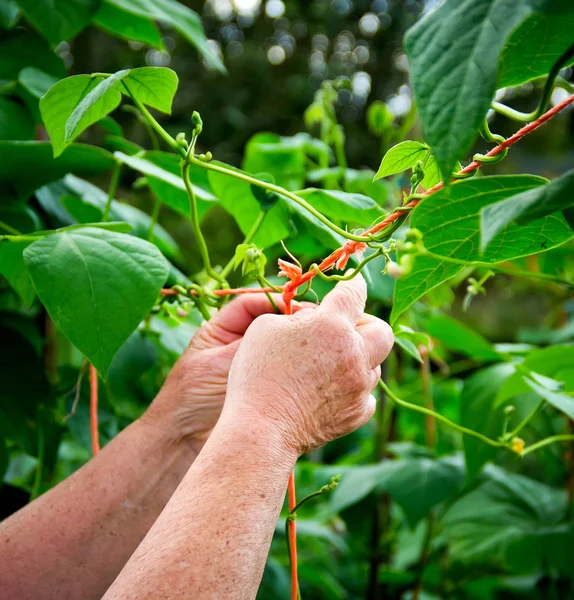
142, 294, 310, 450
223, 273, 394, 455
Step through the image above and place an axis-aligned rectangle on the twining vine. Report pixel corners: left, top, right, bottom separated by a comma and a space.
80, 90, 574, 600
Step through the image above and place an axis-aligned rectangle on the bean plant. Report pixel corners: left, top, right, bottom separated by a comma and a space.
1, 0, 574, 598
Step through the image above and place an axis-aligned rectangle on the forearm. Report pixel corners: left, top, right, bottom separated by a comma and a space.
103, 408, 298, 600
0, 416, 199, 600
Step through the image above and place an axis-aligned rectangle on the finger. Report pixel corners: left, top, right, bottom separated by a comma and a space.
356, 314, 394, 368
319, 272, 367, 323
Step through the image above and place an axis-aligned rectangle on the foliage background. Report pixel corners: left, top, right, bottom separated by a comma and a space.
1, 1, 574, 599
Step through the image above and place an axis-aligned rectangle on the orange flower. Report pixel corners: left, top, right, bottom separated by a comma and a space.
277, 259, 302, 283
336, 240, 368, 270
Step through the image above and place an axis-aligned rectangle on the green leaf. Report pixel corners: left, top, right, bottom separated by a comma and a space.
481, 169, 574, 251
374, 141, 428, 180
40, 74, 123, 157
460, 363, 516, 480
329, 455, 465, 527
65, 70, 130, 147
121, 68, 178, 113
296, 188, 382, 226
405, 0, 535, 180
0, 97, 35, 140
497, 345, 574, 404
243, 133, 327, 190
0, 0, 20, 29
498, 10, 574, 87
0, 240, 35, 306
23, 227, 169, 377
427, 314, 500, 361
208, 162, 294, 248
102, 0, 225, 73
0, 30, 66, 81
393, 325, 430, 363
16, 0, 99, 45
18, 67, 59, 98
61, 195, 104, 224
522, 371, 574, 421
41, 68, 177, 156
0, 141, 114, 201
92, 1, 163, 49
441, 467, 573, 575
392, 176, 573, 322
39, 175, 182, 264
394, 335, 423, 363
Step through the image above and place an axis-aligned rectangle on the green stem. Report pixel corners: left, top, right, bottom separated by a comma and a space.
148, 195, 161, 241
123, 82, 184, 156
491, 44, 574, 122
508, 399, 546, 439
423, 251, 574, 289
310, 249, 384, 281
182, 163, 226, 286
522, 435, 574, 457
378, 379, 505, 448
220, 210, 267, 280
103, 162, 121, 222
257, 278, 280, 313
0, 235, 43, 242
0, 220, 22, 235
189, 156, 369, 243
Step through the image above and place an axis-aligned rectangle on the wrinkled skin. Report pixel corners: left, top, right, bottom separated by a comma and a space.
224, 274, 394, 454
142, 294, 311, 448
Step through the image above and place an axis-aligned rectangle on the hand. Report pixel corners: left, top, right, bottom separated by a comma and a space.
224, 274, 394, 455
142, 295, 308, 449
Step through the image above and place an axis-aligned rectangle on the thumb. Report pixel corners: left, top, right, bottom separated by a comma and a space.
319, 272, 367, 323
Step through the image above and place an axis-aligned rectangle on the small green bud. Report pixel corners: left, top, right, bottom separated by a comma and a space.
176, 132, 187, 146
503, 405, 515, 416
405, 228, 423, 243
191, 111, 202, 127
204, 151, 213, 161
366, 101, 393, 137
398, 253, 414, 275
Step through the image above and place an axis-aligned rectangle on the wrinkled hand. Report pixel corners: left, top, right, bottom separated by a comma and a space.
224, 274, 394, 455
143, 295, 306, 448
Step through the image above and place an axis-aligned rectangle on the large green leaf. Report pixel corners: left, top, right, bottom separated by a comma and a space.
0, 1, 20, 29
18, 67, 59, 99
392, 176, 572, 322
40, 68, 178, 156
522, 371, 574, 421
460, 363, 516, 480
101, 0, 225, 73
0, 241, 35, 306
208, 163, 294, 248
329, 455, 465, 527
243, 133, 328, 190
481, 169, 574, 250
23, 227, 169, 377
0, 30, 66, 81
0, 97, 35, 141
427, 314, 500, 362
441, 467, 573, 575
296, 188, 382, 226
0, 141, 114, 201
17, 0, 99, 45
37, 175, 182, 264
404, 0, 557, 180
92, 1, 163, 48
498, 10, 574, 87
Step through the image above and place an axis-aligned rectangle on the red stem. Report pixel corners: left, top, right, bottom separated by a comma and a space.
90, 364, 100, 456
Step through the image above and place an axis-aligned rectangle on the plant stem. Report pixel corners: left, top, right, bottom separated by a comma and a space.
491, 44, 574, 122
103, 161, 121, 222
522, 435, 574, 457
378, 379, 505, 448
0, 220, 22, 235
420, 351, 436, 450
148, 195, 161, 241
508, 398, 546, 439
412, 513, 435, 600
182, 162, 226, 286
189, 156, 369, 243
